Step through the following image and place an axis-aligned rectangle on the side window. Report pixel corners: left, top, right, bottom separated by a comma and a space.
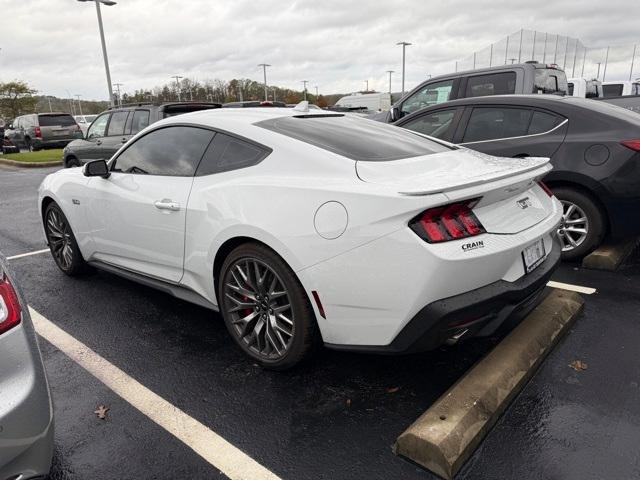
112, 126, 214, 176
466, 72, 516, 97
567, 83, 574, 96
401, 109, 456, 140
87, 113, 110, 139
602, 84, 623, 97
463, 107, 532, 143
528, 111, 563, 135
401, 80, 454, 115
196, 133, 270, 176
106, 111, 128, 136
124, 111, 134, 134
130, 110, 150, 135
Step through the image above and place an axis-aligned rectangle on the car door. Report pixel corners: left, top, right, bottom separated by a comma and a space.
99, 110, 130, 158
455, 106, 568, 158
396, 107, 463, 142
7, 118, 23, 146
83, 112, 111, 161
84, 125, 215, 282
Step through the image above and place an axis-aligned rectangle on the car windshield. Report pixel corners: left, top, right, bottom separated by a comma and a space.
255, 114, 453, 161
39, 114, 76, 126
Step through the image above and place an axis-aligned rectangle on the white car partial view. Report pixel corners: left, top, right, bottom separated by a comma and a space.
73, 115, 97, 136
38, 103, 563, 369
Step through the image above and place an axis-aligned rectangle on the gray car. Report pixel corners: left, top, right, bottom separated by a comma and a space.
372, 61, 569, 123
6, 113, 82, 151
63, 102, 222, 167
0, 254, 54, 479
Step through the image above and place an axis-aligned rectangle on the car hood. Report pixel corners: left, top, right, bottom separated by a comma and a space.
355, 148, 551, 195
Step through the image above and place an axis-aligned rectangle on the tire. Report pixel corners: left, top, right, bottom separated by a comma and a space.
552, 186, 606, 261
218, 243, 319, 370
65, 156, 80, 168
32, 142, 42, 152
44, 202, 88, 276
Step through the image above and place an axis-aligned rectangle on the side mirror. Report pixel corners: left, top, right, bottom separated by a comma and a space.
7, 124, 13, 130
83, 159, 110, 178
390, 106, 401, 122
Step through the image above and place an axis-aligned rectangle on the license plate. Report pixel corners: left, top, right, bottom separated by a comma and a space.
522, 238, 546, 274
52, 130, 66, 136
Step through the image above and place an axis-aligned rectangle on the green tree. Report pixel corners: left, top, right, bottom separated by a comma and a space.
0, 81, 38, 119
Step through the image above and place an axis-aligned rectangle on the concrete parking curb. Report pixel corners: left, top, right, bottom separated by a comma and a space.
0, 158, 62, 168
582, 238, 639, 271
394, 289, 584, 479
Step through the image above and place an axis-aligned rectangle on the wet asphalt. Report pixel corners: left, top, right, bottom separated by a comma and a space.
1, 164, 639, 480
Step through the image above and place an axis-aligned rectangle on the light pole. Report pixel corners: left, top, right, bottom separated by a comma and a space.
397, 41, 412, 95
364, 80, 369, 92
77, 0, 117, 106
301, 80, 309, 101
47, 96, 53, 113
596, 62, 602, 80
315, 86, 318, 98
171, 76, 183, 101
386, 70, 394, 94
258, 63, 271, 101
74, 94, 84, 116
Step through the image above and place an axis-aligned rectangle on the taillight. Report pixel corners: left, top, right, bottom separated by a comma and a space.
34, 126, 42, 138
621, 139, 640, 151
410, 198, 485, 243
537, 180, 554, 197
0, 271, 21, 335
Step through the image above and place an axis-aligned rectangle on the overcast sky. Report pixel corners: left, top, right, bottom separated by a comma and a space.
2, 0, 639, 101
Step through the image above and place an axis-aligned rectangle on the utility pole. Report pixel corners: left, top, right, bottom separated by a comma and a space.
301, 80, 309, 101
364, 80, 369, 92
171, 76, 183, 101
386, 70, 394, 94
630, 45, 637, 81
47, 97, 52, 113
77, 0, 117, 106
113, 83, 122, 107
596, 62, 602, 80
397, 41, 412, 95
314, 86, 318, 98
258, 64, 271, 102
74, 94, 84, 116
603, 46, 610, 81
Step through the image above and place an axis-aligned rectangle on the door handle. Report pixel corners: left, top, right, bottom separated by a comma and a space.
121, 137, 127, 143
154, 199, 181, 211
96, 140, 102, 145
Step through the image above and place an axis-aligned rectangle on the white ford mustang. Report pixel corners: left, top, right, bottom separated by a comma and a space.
38, 103, 563, 369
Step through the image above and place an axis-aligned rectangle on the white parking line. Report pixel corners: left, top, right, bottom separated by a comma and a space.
6, 248, 50, 260
546, 281, 596, 295
29, 307, 281, 480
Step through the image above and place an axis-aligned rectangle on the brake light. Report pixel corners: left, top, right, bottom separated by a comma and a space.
537, 180, 554, 197
410, 198, 485, 243
34, 126, 42, 138
0, 271, 21, 335
621, 139, 640, 152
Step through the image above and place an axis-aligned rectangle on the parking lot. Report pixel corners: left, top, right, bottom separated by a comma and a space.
0, 163, 638, 479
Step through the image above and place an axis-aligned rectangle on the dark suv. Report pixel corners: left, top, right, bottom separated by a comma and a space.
6, 113, 82, 151
395, 95, 640, 260
62, 102, 221, 167
373, 62, 568, 123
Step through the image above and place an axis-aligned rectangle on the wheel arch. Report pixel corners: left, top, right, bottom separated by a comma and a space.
212, 235, 323, 335
543, 175, 610, 235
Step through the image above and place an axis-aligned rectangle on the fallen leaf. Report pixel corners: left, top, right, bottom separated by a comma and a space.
386, 387, 400, 394
569, 360, 588, 371
346, 398, 351, 407
94, 405, 110, 420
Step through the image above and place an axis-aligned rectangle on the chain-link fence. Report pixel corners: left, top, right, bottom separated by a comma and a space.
456, 29, 638, 81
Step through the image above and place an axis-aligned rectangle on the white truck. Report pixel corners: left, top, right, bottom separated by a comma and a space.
567, 78, 603, 98
602, 80, 640, 97
334, 92, 392, 112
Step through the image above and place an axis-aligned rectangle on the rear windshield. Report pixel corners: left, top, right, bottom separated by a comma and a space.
534, 69, 568, 95
38, 114, 76, 126
255, 115, 452, 161
163, 104, 221, 118
603, 84, 624, 97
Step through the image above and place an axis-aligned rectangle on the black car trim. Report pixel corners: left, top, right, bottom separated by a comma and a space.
459, 118, 568, 145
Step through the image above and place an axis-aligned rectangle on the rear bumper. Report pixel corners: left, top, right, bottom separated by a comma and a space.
326, 235, 561, 354
35, 138, 75, 148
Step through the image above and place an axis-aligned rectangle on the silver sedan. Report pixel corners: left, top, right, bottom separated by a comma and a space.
0, 254, 53, 479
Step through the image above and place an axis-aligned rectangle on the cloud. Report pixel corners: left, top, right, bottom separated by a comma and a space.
1, 0, 639, 100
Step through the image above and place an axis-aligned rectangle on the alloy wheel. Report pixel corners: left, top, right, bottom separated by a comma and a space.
223, 258, 294, 360
46, 208, 74, 270
557, 200, 589, 252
